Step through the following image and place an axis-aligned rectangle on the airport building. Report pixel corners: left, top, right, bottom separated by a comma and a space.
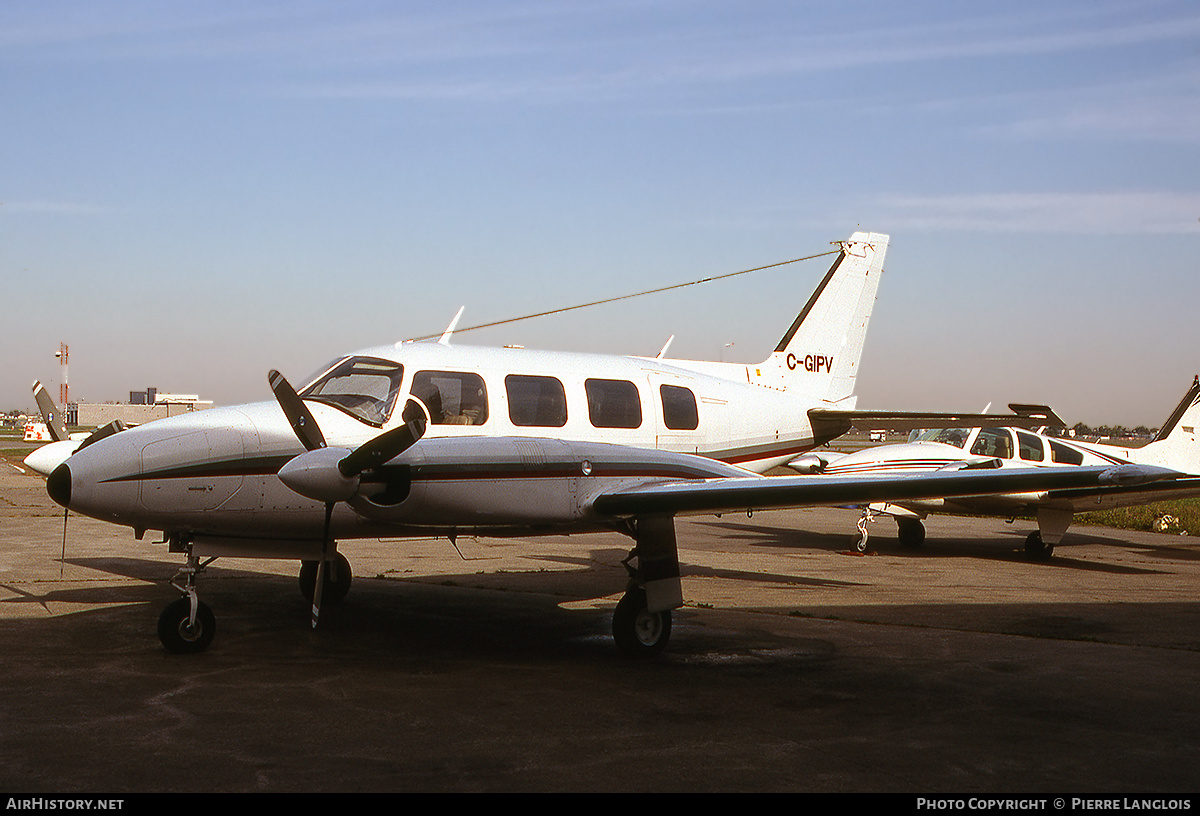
75, 387, 213, 428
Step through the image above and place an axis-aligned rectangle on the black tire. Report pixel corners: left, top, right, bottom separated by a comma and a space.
299, 553, 352, 605
612, 588, 672, 658
897, 518, 926, 549
1024, 531, 1054, 560
157, 597, 216, 654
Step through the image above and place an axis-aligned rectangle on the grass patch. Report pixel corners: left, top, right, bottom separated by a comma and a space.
1076, 498, 1200, 535
1, 447, 38, 466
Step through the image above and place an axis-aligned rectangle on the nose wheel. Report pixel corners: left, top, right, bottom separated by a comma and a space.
852, 507, 876, 553
158, 597, 215, 654
159, 548, 217, 654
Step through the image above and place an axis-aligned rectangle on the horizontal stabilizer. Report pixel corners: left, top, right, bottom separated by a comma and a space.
1007, 404, 1066, 426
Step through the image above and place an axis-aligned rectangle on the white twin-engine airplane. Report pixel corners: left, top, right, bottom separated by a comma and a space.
794, 377, 1200, 558
23, 232, 1177, 656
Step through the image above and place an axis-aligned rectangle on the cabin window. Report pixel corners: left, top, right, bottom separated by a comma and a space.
1016, 430, 1045, 462
1049, 439, 1085, 465
298, 356, 404, 427
660, 385, 699, 430
410, 371, 488, 426
505, 375, 567, 427
585, 379, 642, 429
970, 427, 1013, 459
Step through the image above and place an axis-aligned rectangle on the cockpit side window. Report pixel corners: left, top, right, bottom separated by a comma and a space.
411, 370, 488, 426
299, 356, 404, 427
970, 427, 1014, 459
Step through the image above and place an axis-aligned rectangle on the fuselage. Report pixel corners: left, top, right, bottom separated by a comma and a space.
822, 425, 1200, 515
47, 341, 835, 544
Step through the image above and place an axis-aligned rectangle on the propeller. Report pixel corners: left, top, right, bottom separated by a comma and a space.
269, 369, 327, 452
268, 371, 427, 628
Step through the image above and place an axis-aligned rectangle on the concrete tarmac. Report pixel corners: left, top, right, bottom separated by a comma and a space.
1, 458, 1198, 792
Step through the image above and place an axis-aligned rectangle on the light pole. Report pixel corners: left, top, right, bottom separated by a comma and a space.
55, 343, 68, 408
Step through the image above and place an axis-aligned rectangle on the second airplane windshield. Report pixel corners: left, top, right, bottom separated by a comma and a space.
912, 428, 970, 448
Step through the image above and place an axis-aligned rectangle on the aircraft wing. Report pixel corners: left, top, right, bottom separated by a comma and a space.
590, 464, 1176, 519
809, 403, 1065, 439
1042, 476, 1200, 510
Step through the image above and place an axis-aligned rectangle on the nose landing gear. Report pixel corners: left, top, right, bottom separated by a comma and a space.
159, 547, 217, 654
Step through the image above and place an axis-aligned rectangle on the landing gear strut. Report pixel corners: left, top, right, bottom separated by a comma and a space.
159, 546, 217, 654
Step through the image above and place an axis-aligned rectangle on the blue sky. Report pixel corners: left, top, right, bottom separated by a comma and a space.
3, 0, 1198, 426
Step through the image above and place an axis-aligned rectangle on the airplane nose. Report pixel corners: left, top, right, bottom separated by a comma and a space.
47, 463, 71, 508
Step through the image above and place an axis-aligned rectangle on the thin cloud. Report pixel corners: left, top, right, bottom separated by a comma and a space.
1, 200, 111, 215
9, 2, 1198, 107
866, 192, 1200, 234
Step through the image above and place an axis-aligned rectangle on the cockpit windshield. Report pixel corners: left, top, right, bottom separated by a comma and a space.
911, 428, 971, 448
298, 356, 405, 427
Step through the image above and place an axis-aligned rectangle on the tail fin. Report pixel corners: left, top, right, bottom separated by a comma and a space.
32, 380, 68, 442
750, 232, 888, 404
1136, 376, 1200, 473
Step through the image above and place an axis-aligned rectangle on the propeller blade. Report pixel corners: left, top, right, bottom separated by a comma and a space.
269, 370, 326, 452
337, 399, 428, 478
32, 381, 68, 443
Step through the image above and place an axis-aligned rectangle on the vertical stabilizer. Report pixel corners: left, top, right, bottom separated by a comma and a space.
32, 380, 68, 442
750, 232, 888, 404
1135, 376, 1200, 473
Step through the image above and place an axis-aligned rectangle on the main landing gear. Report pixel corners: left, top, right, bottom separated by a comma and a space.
1024, 531, 1054, 560
896, 518, 926, 549
612, 584, 672, 658
299, 552, 353, 605
612, 517, 682, 658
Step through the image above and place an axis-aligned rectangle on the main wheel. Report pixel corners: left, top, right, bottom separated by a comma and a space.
157, 597, 216, 654
612, 588, 672, 658
897, 518, 926, 549
1024, 531, 1054, 560
299, 553, 352, 604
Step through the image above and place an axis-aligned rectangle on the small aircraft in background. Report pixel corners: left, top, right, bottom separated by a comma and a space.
791, 377, 1200, 558
23, 232, 1176, 656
